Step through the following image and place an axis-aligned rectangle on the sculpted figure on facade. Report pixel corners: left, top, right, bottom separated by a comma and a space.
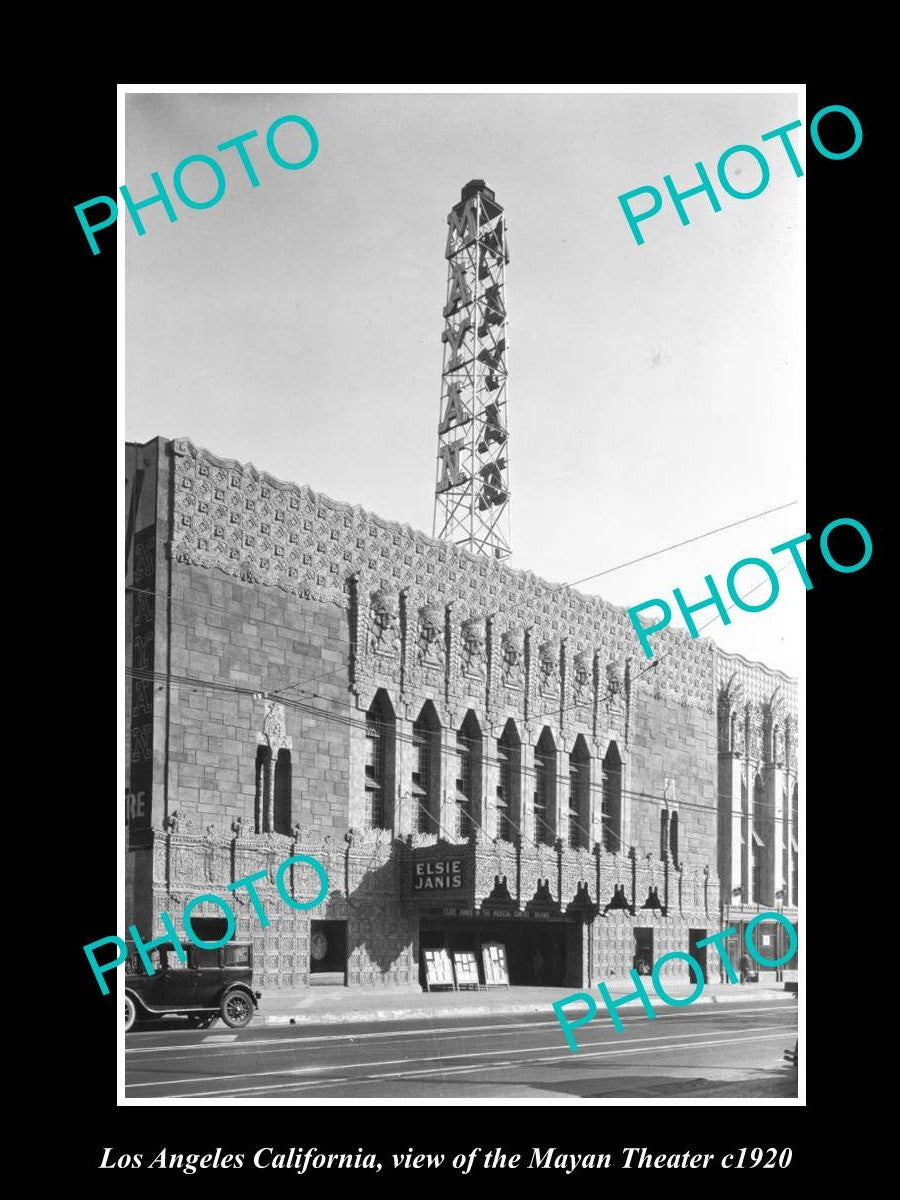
260, 701, 291, 754
717, 675, 744, 752
784, 715, 795, 771
164, 810, 191, 835
368, 587, 401, 657
764, 691, 785, 764
749, 702, 765, 761
501, 628, 525, 688
606, 656, 625, 699
772, 721, 785, 765
538, 640, 559, 692
733, 704, 747, 757
416, 602, 446, 668
460, 616, 487, 678
572, 649, 592, 706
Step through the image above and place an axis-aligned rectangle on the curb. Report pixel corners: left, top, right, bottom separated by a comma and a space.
260, 990, 793, 1026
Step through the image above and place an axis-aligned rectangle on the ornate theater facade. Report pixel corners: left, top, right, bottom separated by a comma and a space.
125, 436, 799, 992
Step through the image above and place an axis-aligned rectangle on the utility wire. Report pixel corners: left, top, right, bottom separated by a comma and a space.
566, 500, 800, 587
127, 496, 801, 704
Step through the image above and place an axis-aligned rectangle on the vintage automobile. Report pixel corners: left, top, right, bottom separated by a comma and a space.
124, 941, 261, 1032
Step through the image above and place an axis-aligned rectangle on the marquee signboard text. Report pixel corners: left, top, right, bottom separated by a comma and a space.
412, 858, 464, 895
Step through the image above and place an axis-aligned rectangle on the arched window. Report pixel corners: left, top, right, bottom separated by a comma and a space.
364, 690, 395, 831
273, 749, 292, 835
254, 745, 271, 834
496, 719, 521, 843
660, 809, 669, 860
533, 727, 556, 846
567, 735, 590, 850
669, 811, 679, 865
412, 701, 441, 835
456, 711, 482, 839
601, 741, 622, 852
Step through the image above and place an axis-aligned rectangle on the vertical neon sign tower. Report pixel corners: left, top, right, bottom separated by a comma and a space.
432, 180, 511, 560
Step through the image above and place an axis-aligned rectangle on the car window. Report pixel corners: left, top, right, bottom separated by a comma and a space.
164, 948, 189, 971
192, 948, 221, 969
129, 948, 162, 975
224, 945, 251, 967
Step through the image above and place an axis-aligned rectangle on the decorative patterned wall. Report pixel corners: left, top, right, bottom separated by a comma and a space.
171, 438, 720, 738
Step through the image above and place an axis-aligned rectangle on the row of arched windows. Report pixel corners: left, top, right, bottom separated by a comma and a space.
364, 689, 623, 849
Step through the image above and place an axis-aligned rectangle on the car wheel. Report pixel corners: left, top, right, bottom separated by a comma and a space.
220, 991, 254, 1029
125, 995, 136, 1032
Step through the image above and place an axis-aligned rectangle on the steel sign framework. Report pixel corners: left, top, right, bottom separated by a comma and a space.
432, 180, 511, 560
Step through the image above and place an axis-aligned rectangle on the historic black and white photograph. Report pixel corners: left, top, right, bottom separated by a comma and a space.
121, 86, 804, 1101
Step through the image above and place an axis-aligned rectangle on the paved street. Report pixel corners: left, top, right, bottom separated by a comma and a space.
125, 998, 798, 1099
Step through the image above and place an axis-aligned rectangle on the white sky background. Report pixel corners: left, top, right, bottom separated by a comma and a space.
124, 89, 804, 678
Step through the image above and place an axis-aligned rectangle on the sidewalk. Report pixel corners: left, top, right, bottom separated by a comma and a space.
257, 981, 796, 1026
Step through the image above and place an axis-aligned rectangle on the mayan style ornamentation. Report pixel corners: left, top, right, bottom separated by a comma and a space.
369, 588, 401, 657
254, 701, 293, 834
501, 628, 525, 688
571, 649, 593, 707
715, 652, 797, 732
717, 673, 745, 753
763, 689, 785, 764
164, 810, 191, 835
772, 719, 785, 765
416, 603, 446, 669
734, 705, 748, 757
749, 702, 766, 761
605, 657, 625, 699
460, 616, 487, 678
170, 440, 720, 712
784, 714, 795, 770
259, 701, 291, 755
538, 640, 559, 693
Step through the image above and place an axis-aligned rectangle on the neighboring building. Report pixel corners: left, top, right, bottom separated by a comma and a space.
125, 436, 799, 993
715, 654, 800, 972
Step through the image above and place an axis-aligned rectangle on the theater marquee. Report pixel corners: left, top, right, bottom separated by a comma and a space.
411, 858, 465, 896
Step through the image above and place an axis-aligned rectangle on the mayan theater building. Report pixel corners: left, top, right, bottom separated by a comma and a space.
124, 183, 799, 994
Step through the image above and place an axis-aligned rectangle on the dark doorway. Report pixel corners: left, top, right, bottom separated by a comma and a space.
688, 928, 708, 984
633, 927, 653, 975
310, 920, 347, 985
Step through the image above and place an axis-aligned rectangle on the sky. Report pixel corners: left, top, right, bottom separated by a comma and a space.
123, 88, 804, 677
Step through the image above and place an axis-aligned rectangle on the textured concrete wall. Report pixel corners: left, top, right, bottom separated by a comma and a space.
628, 691, 719, 861
165, 564, 352, 837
